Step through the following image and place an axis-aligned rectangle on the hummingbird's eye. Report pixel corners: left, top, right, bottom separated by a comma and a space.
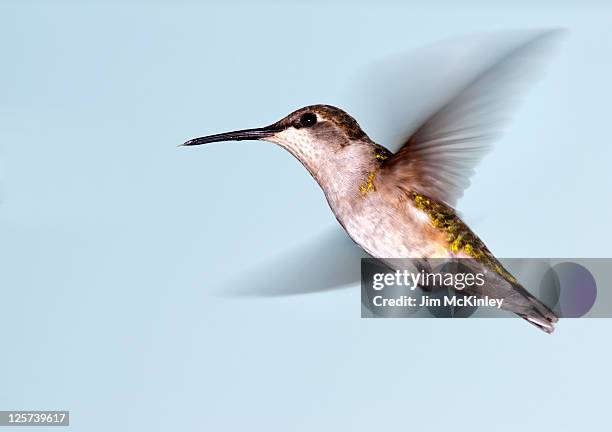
299, 112, 317, 128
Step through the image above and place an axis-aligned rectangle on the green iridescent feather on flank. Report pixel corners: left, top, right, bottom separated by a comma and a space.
409, 191, 517, 284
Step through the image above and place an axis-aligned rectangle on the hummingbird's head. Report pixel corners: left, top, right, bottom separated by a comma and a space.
182, 105, 373, 179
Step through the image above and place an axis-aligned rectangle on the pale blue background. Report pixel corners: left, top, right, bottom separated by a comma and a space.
1, 1, 611, 431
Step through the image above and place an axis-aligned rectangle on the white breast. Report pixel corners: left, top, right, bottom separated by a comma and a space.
335, 193, 450, 259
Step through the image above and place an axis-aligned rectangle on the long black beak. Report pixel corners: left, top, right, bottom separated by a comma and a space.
181, 124, 282, 147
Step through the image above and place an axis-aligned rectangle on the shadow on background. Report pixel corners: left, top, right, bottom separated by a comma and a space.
217, 227, 368, 297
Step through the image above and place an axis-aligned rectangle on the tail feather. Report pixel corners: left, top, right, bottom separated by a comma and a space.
513, 286, 558, 333
464, 274, 559, 333
517, 312, 556, 333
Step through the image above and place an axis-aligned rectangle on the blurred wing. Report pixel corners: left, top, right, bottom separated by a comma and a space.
381, 31, 561, 207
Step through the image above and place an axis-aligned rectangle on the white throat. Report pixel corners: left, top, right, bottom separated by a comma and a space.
267, 129, 377, 212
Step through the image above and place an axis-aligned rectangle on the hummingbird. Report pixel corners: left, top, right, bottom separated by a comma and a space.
182, 33, 559, 333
